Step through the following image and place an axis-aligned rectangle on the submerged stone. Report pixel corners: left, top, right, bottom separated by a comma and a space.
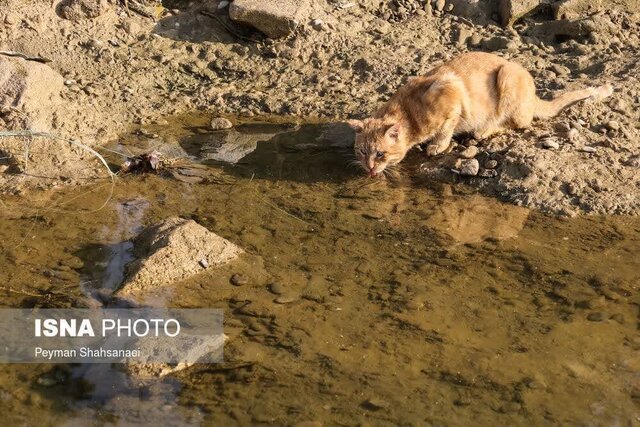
117, 217, 242, 302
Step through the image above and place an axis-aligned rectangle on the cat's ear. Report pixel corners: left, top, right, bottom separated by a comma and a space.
386, 123, 401, 140
347, 119, 364, 133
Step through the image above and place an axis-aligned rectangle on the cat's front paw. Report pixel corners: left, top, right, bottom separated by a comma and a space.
425, 144, 442, 156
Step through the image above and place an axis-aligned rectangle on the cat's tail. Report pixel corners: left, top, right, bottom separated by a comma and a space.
533, 84, 613, 119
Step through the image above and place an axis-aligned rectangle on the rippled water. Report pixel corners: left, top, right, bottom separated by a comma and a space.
0, 119, 638, 425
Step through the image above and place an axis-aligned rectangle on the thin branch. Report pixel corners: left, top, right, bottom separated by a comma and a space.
0, 130, 116, 178
0, 50, 52, 63
0, 130, 117, 212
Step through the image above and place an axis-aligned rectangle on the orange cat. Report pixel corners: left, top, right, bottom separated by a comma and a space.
348, 52, 613, 177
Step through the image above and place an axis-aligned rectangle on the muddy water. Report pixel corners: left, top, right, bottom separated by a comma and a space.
0, 121, 638, 425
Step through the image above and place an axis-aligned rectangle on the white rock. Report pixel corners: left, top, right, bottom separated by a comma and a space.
229, 0, 310, 38
541, 138, 560, 149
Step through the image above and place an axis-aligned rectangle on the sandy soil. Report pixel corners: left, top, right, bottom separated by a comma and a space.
0, 0, 639, 213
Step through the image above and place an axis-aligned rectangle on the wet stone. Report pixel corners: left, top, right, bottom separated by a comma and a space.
274, 295, 297, 304
587, 312, 605, 322
609, 313, 625, 324
210, 117, 233, 130
499, 402, 521, 413
484, 159, 498, 169
362, 397, 390, 411
230, 273, 248, 286
269, 283, 284, 295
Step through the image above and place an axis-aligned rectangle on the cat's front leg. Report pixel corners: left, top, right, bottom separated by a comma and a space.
426, 117, 457, 156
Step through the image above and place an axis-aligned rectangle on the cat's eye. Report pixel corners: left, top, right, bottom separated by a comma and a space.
375, 151, 385, 159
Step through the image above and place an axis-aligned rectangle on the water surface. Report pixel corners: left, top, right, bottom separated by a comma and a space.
0, 120, 638, 425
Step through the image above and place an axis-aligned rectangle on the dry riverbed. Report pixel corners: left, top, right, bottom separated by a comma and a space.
0, 0, 639, 214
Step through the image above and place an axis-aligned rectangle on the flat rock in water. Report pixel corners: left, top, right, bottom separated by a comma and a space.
127, 334, 225, 378
229, 0, 311, 38
117, 217, 242, 302
200, 130, 277, 164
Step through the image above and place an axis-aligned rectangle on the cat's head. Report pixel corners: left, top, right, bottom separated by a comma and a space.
347, 118, 408, 176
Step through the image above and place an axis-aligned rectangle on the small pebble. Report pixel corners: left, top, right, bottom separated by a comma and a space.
550, 64, 570, 76
269, 283, 284, 295
88, 38, 103, 49
566, 128, 580, 142
580, 146, 597, 153
36, 375, 58, 387
310, 18, 325, 30
459, 146, 478, 159
362, 397, 390, 410
434, 0, 446, 12
230, 273, 248, 286
217, 0, 229, 9
199, 258, 209, 269
484, 159, 498, 169
210, 117, 233, 130
478, 168, 498, 178
459, 159, 479, 176
606, 120, 620, 130
274, 295, 297, 304
542, 138, 560, 149
587, 312, 605, 322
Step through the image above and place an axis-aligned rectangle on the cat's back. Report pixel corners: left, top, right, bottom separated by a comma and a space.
431, 52, 510, 78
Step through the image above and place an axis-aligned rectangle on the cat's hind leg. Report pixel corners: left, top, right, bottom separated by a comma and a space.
495, 62, 536, 130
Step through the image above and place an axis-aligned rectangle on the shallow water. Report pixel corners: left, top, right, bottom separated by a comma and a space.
0, 120, 638, 425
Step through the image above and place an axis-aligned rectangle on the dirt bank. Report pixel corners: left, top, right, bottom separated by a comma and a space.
0, 0, 639, 214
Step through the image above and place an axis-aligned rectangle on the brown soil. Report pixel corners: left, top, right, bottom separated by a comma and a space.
0, 0, 639, 214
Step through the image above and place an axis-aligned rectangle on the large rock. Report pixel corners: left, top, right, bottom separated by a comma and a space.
0, 56, 63, 130
57, 0, 109, 21
117, 217, 242, 301
498, 0, 540, 26
445, 0, 499, 26
553, 0, 603, 20
229, 0, 310, 38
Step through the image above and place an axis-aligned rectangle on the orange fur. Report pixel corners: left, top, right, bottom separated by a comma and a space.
348, 52, 613, 176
